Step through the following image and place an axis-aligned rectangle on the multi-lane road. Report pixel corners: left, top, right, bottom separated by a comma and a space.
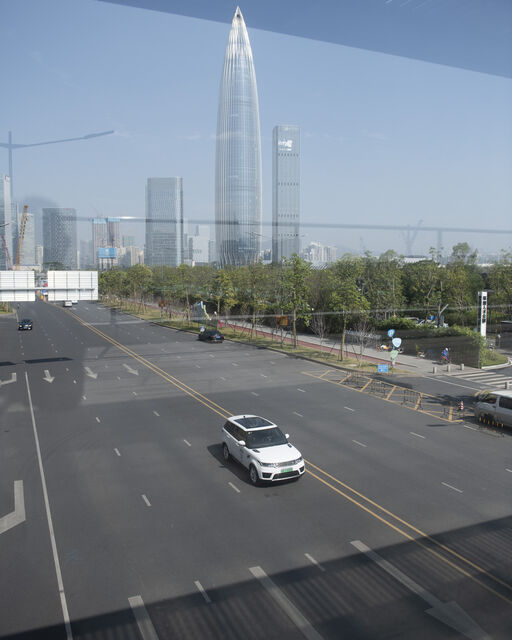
1, 300, 511, 639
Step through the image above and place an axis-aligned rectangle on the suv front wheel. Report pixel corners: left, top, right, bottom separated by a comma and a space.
222, 443, 230, 462
249, 464, 259, 485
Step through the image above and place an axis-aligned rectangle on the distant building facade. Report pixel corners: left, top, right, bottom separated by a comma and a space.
145, 177, 184, 267
0, 175, 12, 269
42, 208, 77, 269
187, 224, 210, 265
301, 241, 337, 266
272, 125, 300, 263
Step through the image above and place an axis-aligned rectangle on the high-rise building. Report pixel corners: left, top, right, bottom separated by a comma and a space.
42, 208, 77, 269
18, 212, 35, 266
107, 217, 121, 248
272, 125, 300, 262
145, 177, 184, 267
92, 218, 107, 265
187, 224, 210, 265
0, 175, 12, 269
215, 7, 262, 267
35, 244, 44, 267
122, 235, 135, 247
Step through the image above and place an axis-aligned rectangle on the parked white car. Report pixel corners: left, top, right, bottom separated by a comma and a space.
222, 415, 304, 485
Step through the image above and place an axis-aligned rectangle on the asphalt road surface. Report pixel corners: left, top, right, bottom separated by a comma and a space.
1, 300, 511, 640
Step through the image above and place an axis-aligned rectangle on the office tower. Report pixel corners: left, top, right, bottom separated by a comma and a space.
18, 212, 35, 265
188, 224, 210, 265
272, 125, 300, 262
107, 217, 121, 248
145, 177, 184, 267
0, 175, 12, 269
122, 235, 135, 247
42, 208, 77, 269
92, 218, 107, 266
215, 7, 262, 267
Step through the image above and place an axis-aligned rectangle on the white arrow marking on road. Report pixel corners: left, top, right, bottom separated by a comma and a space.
0, 372, 17, 387
84, 367, 98, 379
351, 540, 490, 640
123, 363, 139, 376
43, 369, 55, 383
0, 481, 26, 534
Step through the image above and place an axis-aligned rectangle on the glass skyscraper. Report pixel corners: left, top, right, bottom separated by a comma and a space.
272, 125, 300, 263
215, 7, 262, 267
145, 177, 184, 267
42, 208, 77, 269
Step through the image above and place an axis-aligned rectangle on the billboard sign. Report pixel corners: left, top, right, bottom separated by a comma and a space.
477, 291, 488, 337
47, 271, 98, 301
98, 247, 117, 259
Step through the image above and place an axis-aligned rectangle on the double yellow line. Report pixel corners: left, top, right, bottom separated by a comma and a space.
67, 308, 512, 605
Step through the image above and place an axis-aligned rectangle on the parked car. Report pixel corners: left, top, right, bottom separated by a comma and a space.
222, 414, 305, 485
63, 300, 72, 307
474, 390, 512, 428
18, 318, 33, 331
198, 329, 224, 342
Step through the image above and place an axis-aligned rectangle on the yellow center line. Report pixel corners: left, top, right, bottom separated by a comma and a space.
62, 304, 511, 603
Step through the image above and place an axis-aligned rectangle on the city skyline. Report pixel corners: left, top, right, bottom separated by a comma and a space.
215, 7, 262, 266
2, 1, 511, 257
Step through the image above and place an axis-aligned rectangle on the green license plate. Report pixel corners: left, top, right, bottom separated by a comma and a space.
281, 468, 292, 473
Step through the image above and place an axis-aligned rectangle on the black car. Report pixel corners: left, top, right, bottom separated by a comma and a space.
18, 318, 33, 331
198, 329, 224, 343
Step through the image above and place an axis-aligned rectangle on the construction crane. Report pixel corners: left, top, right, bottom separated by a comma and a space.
14, 205, 28, 269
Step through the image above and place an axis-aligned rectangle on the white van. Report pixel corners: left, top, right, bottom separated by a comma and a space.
63, 300, 72, 307
474, 390, 512, 428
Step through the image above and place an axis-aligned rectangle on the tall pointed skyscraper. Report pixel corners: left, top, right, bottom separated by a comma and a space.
215, 7, 262, 267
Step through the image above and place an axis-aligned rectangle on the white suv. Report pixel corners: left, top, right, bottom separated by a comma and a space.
222, 415, 304, 485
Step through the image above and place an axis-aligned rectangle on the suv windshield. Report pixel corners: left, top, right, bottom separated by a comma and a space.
245, 427, 287, 449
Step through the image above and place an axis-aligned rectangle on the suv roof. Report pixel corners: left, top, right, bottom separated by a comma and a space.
228, 415, 275, 430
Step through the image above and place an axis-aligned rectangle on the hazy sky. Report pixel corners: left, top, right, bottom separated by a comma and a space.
1, 0, 511, 256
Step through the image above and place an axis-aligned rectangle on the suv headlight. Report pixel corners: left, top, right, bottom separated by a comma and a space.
259, 462, 275, 468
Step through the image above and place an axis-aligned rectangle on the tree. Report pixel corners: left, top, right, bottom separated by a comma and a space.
328, 256, 368, 361
279, 255, 312, 348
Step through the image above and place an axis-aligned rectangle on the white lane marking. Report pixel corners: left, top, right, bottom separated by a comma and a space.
153, 411, 160, 417
132, 391, 138, 396
220, 376, 226, 381
114, 448, 121, 457
228, 482, 240, 494
293, 411, 303, 418
128, 595, 160, 640
84, 366, 98, 379
463, 424, 477, 431
123, 363, 139, 376
344, 406, 355, 412
0, 481, 26, 534
142, 494, 151, 507
249, 566, 323, 640
352, 440, 367, 448
270, 361, 275, 364
95, 417, 101, 423
25, 373, 72, 640
82, 395, 86, 400
442, 482, 463, 494
304, 553, 325, 572
0, 372, 16, 387
231, 362, 239, 367
117, 376, 121, 380
423, 375, 481, 391
195, 364, 201, 368
351, 540, 488, 639
506, 468, 512, 473
194, 580, 211, 603
65, 367, 69, 372
73, 380, 77, 384
183, 439, 191, 447
297, 388, 306, 393
251, 391, 259, 396
43, 369, 55, 383
260, 374, 268, 378
208, 354, 215, 358
410, 432, 425, 439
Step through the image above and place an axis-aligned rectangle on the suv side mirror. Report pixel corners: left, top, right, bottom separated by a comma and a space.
238, 440, 246, 447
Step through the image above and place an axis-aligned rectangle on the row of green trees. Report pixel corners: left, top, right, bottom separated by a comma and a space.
99, 245, 512, 352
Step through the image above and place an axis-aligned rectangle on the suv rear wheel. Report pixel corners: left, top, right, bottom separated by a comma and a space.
249, 464, 259, 485
222, 443, 230, 462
